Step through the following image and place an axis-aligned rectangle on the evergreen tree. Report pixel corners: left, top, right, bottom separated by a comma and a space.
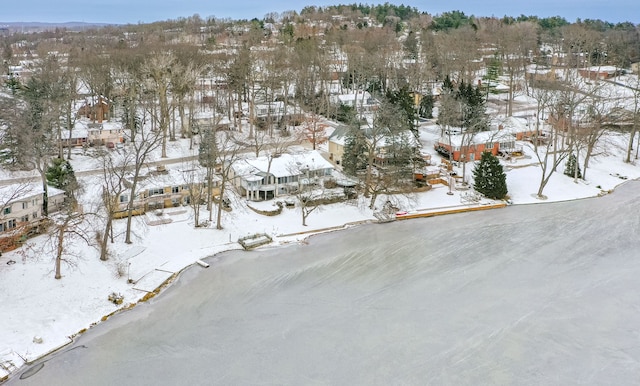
334, 104, 356, 124
198, 128, 217, 168
419, 91, 434, 119
46, 157, 79, 202
473, 152, 508, 199
385, 87, 418, 135
442, 74, 455, 93
342, 127, 368, 176
564, 153, 582, 179
438, 76, 488, 132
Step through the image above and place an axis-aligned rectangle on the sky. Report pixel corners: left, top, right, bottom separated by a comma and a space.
0, 0, 638, 25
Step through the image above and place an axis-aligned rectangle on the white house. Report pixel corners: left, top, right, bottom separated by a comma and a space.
230, 150, 334, 201
253, 101, 285, 120
330, 91, 379, 113
0, 183, 65, 251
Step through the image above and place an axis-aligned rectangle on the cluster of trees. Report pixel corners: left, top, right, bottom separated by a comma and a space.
342, 99, 421, 209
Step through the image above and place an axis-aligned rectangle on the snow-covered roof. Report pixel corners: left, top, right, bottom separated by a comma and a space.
581, 65, 621, 74
328, 125, 350, 146
130, 165, 215, 191
233, 150, 334, 179
492, 116, 533, 134
0, 183, 65, 205
438, 129, 511, 147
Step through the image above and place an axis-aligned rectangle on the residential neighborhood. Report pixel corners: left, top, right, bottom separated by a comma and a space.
1, 2, 640, 384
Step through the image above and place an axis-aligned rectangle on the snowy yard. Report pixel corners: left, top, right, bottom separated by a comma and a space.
2, 108, 640, 381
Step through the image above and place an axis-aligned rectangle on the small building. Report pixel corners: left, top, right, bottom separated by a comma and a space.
491, 116, 533, 153
253, 101, 285, 123
369, 128, 420, 167
59, 126, 89, 148
0, 184, 65, 252
77, 96, 111, 123
330, 91, 379, 113
578, 66, 623, 80
327, 126, 349, 167
194, 113, 232, 133
83, 121, 125, 146
114, 165, 220, 218
328, 125, 421, 168
230, 150, 334, 201
434, 130, 501, 162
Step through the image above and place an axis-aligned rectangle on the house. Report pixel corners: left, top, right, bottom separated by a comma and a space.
367, 128, 420, 167
578, 66, 623, 80
0, 184, 65, 252
491, 116, 535, 153
114, 165, 220, 218
77, 96, 111, 123
194, 113, 232, 133
330, 91, 379, 113
328, 125, 349, 167
434, 130, 501, 162
253, 101, 285, 118
79, 120, 125, 146
328, 126, 421, 168
59, 126, 89, 148
229, 150, 334, 201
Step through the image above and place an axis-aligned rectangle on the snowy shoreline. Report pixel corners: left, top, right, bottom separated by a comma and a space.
6, 177, 637, 384
3, 124, 640, 383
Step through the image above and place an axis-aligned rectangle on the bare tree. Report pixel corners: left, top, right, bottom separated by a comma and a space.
123, 124, 164, 244
625, 76, 640, 163
141, 51, 176, 158
288, 162, 327, 227
212, 132, 244, 229
97, 150, 131, 260
171, 60, 202, 139
301, 111, 329, 150
530, 97, 573, 198
493, 22, 538, 117
182, 163, 207, 228
578, 89, 618, 180
49, 205, 94, 279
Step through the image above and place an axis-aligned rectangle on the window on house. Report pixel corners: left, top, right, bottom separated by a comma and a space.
486, 142, 494, 149
21, 215, 29, 223
22, 202, 28, 209
148, 188, 164, 196
32, 212, 38, 220
0, 223, 4, 232
119, 194, 129, 203
8, 219, 16, 229
3, 207, 11, 215
172, 186, 180, 193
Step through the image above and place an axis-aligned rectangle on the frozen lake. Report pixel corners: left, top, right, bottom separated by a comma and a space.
12, 182, 640, 385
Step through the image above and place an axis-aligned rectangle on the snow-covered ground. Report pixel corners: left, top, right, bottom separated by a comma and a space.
2, 112, 640, 381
